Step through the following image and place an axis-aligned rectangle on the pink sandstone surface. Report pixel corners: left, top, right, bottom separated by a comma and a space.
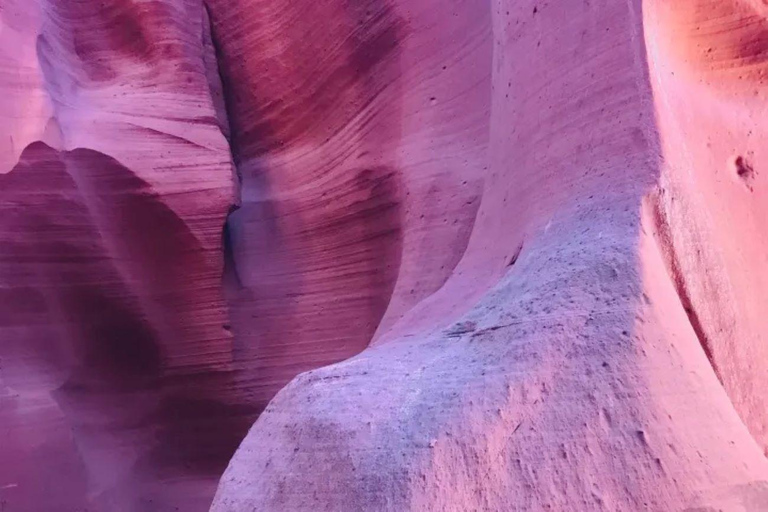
0, 0, 767, 511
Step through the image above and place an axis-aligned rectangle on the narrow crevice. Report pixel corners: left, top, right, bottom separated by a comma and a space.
201, 0, 244, 290
221, 205, 242, 288
202, 0, 242, 186
507, 240, 524, 267
647, 189, 721, 383
220, 212, 242, 293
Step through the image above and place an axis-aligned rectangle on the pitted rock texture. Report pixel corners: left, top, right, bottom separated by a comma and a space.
1, 0, 768, 511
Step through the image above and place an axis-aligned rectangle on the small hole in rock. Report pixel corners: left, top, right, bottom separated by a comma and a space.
731, 155, 756, 191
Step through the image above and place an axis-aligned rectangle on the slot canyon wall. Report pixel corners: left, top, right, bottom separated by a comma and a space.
1, 0, 767, 510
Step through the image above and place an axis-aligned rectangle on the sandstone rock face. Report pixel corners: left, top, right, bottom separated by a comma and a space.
1, 0, 767, 511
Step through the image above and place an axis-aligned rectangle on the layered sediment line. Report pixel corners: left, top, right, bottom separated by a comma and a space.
2, 1, 768, 511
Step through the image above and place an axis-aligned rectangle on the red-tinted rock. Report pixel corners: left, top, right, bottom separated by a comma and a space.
211, 1, 768, 511
2, 0, 768, 511
1, 1, 239, 509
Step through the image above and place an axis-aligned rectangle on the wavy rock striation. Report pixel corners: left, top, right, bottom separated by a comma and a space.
1, 0, 767, 511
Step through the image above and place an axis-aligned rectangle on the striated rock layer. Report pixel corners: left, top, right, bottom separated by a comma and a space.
1, 0, 768, 511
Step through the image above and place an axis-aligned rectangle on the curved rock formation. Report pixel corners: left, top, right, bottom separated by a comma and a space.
1, 1, 240, 510
1, 0, 768, 511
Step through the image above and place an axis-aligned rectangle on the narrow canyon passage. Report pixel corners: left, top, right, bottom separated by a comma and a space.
1, 0, 767, 511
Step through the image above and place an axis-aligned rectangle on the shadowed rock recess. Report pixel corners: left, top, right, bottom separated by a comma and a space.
1, 0, 767, 511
